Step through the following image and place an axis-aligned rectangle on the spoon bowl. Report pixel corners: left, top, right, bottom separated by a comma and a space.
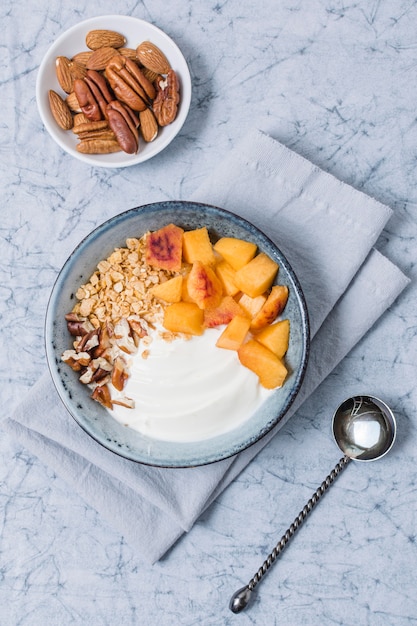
229, 394, 397, 613
333, 395, 396, 461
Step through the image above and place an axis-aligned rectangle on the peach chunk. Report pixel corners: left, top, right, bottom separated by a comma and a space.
215, 260, 239, 296
163, 302, 204, 335
150, 275, 183, 303
187, 261, 223, 310
182, 227, 216, 266
250, 285, 289, 331
204, 295, 245, 328
238, 339, 288, 389
180, 272, 194, 302
234, 253, 279, 298
255, 319, 290, 358
216, 315, 251, 350
213, 237, 257, 271
238, 293, 267, 319
145, 223, 183, 271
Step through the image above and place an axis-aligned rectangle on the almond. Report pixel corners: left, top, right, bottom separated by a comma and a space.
118, 47, 139, 60
136, 42, 171, 74
72, 51, 94, 66
55, 56, 73, 93
141, 67, 160, 84
139, 108, 158, 142
69, 60, 87, 82
86, 47, 120, 70
48, 90, 73, 130
66, 91, 81, 113
55, 57, 87, 93
86, 29, 127, 51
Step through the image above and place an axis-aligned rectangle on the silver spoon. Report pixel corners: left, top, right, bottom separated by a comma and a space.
229, 394, 396, 613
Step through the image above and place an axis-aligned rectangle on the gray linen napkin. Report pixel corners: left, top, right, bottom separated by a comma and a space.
3, 130, 409, 564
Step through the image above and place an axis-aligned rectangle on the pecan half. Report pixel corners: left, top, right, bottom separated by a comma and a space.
105, 56, 155, 112
84, 70, 114, 118
73, 78, 101, 121
152, 70, 180, 126
107, 100, 139, 154
76, 138, 121, 154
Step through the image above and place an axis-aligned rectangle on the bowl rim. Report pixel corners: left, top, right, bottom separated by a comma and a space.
45, 201, 310, 467
36, 14, 192, 168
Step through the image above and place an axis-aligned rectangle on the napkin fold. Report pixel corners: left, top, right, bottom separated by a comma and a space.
3, 130, 410, 564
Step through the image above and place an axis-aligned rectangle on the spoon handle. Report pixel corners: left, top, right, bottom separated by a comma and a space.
229, 455, 351, 613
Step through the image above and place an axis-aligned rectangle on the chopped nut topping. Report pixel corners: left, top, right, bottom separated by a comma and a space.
62, 232, 179, 410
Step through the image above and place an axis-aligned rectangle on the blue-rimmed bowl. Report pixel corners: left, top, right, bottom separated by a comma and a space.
45, 201, 310, 467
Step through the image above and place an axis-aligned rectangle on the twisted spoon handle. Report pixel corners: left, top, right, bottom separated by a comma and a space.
229, 455, 351, 613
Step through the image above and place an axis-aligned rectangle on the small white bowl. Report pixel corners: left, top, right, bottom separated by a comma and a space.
36, 15, 192, 168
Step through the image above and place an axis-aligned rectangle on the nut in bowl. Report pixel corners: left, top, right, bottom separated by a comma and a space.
45, 201, 310, 467
36, 16, 192, 167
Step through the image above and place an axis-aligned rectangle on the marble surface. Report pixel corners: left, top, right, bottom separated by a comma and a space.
1, 1, 416, 624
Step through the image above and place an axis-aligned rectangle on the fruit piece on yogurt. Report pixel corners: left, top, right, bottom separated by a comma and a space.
150, 275, 183, 303
203, 295, 245, 328
182, 227, 216, 266
145, 223, 183, 271
255, 319, 290, 358
238, 339, 288, 389
234, 253, 279, 298
163, 301, 204, 335
187, 261, 223, 310
214, 237, 257, 271
250, 285, 289, 331
238, 293, 267, 319
180, 272, 195, 302
216, 315, 251, 351
215, 260, 239, 296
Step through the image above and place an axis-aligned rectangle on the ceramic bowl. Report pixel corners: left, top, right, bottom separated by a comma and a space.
36, 15, 191, 168
45, 201, 310, 467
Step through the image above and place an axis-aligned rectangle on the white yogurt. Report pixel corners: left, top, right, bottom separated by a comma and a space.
108, 328, 273, 442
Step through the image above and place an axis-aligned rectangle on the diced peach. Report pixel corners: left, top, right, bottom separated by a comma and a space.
238, 293, 267, 319
255, 319, 290, 358
150, 275, 183, 303
250, 285, 289, 331
163, 302, 204, 335
182, 227, 216, 266
234, 253, 279, 297
213, 237, 257, 270
216, 315, 251, 350
204, 295, 246, 328
187, 261, 223, 310
181, 272, 194, 302
215, 260, 239, 296
238, 339, 288, 389
145, 223, 183, 271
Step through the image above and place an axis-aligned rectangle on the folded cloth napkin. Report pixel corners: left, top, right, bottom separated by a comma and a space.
3, 130, 410, 564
